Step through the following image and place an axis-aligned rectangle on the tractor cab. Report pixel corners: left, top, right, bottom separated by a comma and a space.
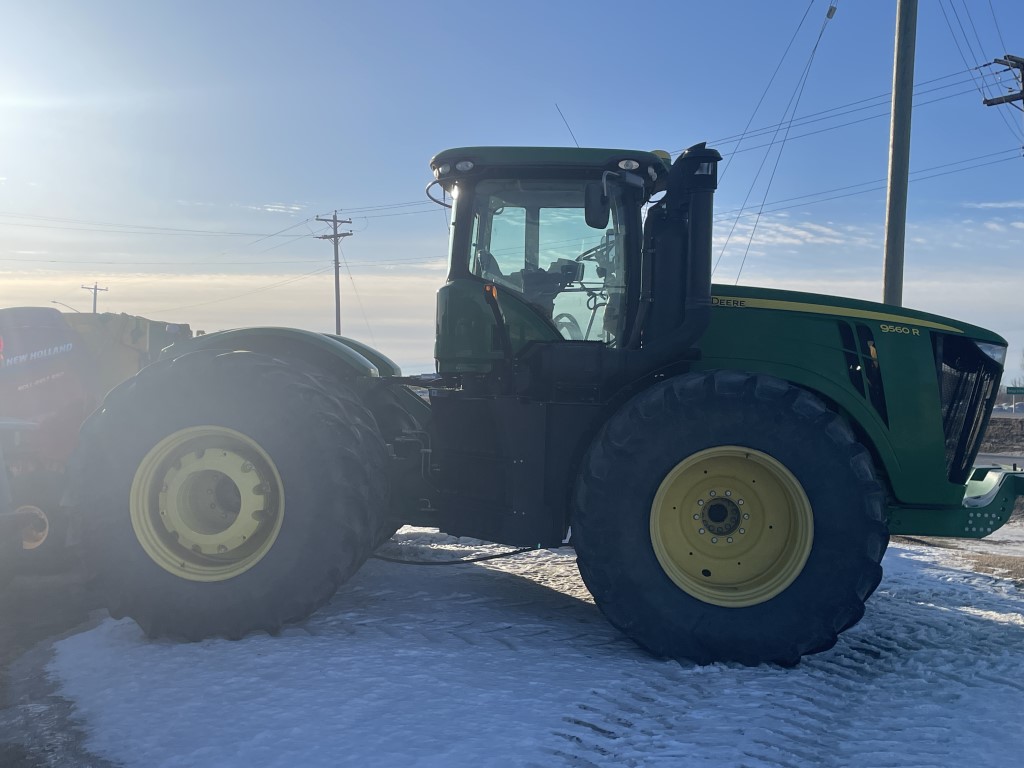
429, 146, 720, 382
428, 144, 724, 387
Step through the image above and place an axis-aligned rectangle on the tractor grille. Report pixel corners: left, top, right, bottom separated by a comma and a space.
935, 335, 1000, 485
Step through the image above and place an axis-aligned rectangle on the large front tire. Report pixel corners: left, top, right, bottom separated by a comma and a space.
574, 371, 888, 666
74, 350, 387, 640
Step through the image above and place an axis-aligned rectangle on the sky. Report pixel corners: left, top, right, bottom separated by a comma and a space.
0, 1, 1022, 376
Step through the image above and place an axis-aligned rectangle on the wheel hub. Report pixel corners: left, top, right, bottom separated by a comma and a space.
701, 495, 741, 536
130, 426, 285, 582
649, 446, 813, 608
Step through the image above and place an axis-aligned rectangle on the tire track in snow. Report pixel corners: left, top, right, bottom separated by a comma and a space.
319, 549, 631, 656
43, 536, 1024, 768
464, 544, 1024, 768
301, 541, 1024, 767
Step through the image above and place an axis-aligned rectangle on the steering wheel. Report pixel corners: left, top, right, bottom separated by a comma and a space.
553, 313, 584, 340
575, 241, 613, 263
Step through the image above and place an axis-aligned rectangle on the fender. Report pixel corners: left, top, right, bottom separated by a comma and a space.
161, 327, 401, 380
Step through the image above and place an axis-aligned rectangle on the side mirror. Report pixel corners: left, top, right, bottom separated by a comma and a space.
585, 182, 609, 229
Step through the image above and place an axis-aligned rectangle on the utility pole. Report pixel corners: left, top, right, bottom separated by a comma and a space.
983, 54, 1024, 107
882, 0, 918, 307
315, 211, 353, 335
81, 282, 108, 313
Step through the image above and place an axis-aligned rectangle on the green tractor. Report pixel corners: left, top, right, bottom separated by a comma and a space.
70, 143, 1024, 665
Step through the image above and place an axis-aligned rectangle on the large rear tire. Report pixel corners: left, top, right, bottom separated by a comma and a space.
573, 371, 888, 666
74, 350, 387, 640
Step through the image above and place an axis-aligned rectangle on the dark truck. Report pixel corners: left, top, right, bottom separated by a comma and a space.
0, 307, 191, 579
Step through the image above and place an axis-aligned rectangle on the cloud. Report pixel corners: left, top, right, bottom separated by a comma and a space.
963, 201, 1024, 210
713, 217, 847, 248
240, 203, 307, 214
984, 221, 1008, 233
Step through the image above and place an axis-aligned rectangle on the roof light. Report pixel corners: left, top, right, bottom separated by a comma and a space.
455, 160, 474, 172
434, 163, 452, 179
617, 159, 640, 170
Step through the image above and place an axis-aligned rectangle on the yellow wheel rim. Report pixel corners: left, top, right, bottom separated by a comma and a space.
650, 446, 813, 608
129, 426, 285, 582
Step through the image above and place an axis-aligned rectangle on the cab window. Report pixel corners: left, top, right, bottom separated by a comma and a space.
468, 179, 630, 345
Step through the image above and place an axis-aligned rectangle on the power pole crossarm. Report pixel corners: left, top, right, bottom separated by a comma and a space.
81, 282, 108, 313
983, 55, 1024, 107
315, 212, 353, 335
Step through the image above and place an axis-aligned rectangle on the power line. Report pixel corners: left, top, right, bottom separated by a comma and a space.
224, 217, 318, 253
718, 153, 1019, 222
717, 78, 976, 147
717, 0, 816, 182
338, 244, 377, 346
0, 253, 446, 268
0, 199, 439, 238
938, 0, 1024, 143
151, 266, 335, 313
555, 103, 581, 148
733, 1, 838, 285
4, 151, 1015, 273
987, 0, 1008, 53
705, 73, 978, 150
0, 212, 318, 238
712, 1, 838, 277
713, 147, 1021, 220
353, 207, 444, 220
673, 67, 984, 156
251, 223, 327, 254
337, 201, 429, 212
959, 1, 994, 74
0, 256, 326, 265
8, 153, 1015, 318
724, 86, 979, 158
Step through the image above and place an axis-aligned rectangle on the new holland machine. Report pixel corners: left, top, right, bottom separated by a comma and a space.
0, 308, 191, 584
68, 143, 1023, 665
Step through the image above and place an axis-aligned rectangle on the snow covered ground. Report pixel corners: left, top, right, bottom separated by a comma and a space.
45, 526, 1024, 768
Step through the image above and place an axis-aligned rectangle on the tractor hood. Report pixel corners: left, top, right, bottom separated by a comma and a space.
709, 284, 1007, 347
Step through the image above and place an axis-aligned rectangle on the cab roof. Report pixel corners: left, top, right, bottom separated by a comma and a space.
430, 146, 671, 174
